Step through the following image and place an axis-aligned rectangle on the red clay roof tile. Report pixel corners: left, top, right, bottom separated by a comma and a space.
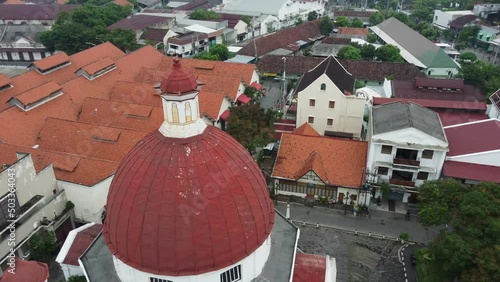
13, 81, 61, 107
293, 253, 327, 282
292, 122, 320, 136
0, 74, 10, 88
32, 52, 70, 72
81, 57, 116, 76
338, 27, 369, 36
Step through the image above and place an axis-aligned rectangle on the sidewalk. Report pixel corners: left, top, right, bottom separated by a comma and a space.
276, 202, 443, 244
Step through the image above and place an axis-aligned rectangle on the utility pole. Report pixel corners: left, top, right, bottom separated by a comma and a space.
281, 57, 287, 110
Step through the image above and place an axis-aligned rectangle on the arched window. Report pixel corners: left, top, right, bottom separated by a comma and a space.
320, 83, 326, 90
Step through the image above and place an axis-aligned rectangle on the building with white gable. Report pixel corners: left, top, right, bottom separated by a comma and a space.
58, 58, 337, 282
366, 101, 449, 203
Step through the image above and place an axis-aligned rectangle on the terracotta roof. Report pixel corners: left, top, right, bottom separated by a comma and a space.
257, 55, 423, 81
80, 57, 115, 76
444, 161, 500, 183
334, 10, 374, 18
103, 126, 275, 276
198, 90, 225, 119
140, 27, 169, 42
292, 122, 320, 136
31, 52, 70, 72
296, 55, 354, 95
338, 27, 369, 36
219, 13, 243, 28
109, 15, 172, 31
322, 36, 351, 44
238, 20, 322, 57
0, 259, 48, 282
449, 15, 477, 29
13, 81, 62, 107
160, 58, 198, 94
444, 119, 500, 156
373, 97, 486, 111
272, 132, 368, 187
0, 74, 10, 88
393, 79, 484, 102
293, 253, 327, 282
114, 0, 132, 6
37, 118, 149, 163
63, 224, 103, 266
197, 73, 242, 101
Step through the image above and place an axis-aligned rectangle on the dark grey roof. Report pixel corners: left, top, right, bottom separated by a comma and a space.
372, 101, 447, 142
81, 211, 297, 282
0, 4, 79, 21
296, 55, 355, 94
80, 232, 120, 282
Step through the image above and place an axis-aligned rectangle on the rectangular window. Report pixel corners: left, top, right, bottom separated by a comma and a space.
329, 101, 335, 108
220, 265, 242, 282
381, 145, 392, 154
308, 116, 314, 124
309, 99, 315, 106
327, 118, 333, 126
377, 167, 389, 175
417, 171, 429, 180
422, 150, 434, 159
149, 278, 172, 282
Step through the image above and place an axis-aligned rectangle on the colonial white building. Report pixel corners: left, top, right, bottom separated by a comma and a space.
366, 101, 449, 202
295, 55, 365, 139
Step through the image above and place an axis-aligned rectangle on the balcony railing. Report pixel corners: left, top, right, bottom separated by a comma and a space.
393, 158, 420, 167
390, 179, 415, 187
0, 43, 45, 48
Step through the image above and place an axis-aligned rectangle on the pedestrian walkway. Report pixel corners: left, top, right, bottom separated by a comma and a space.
276, 202, 443, 244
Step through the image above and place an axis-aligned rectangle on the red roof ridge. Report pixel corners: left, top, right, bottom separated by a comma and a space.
79, 57, 116, 76
31, 52, 70, 72
295, 151, 328, 183
443, 118, 499, 129
11, 81, 62, 108
292, 122, 320, 136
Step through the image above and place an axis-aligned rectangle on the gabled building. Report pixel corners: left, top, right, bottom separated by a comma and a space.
367, 102, 449, 202
272, 123, 368, 203
109, 15, 175, 41
443, 119, 500, 184
0, 4, 78, 25
295, 55, 365, 139
432, 10, 475, 30
370, 17, 459, 78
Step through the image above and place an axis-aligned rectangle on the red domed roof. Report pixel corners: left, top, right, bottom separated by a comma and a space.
103, 126, 275, 276
0, 259, 48, 282
160, 57, 198, 94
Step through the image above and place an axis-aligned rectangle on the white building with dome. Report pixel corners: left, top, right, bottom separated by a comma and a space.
57, 58, 337, 282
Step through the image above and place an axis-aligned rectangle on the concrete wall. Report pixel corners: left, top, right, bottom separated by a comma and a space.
112, 234, 272, 282
296, 73, 364, 138
57, 177, 112, 223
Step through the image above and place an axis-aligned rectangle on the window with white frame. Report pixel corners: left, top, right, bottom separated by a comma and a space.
220, 265, 242, 282
150, 278, 172, 282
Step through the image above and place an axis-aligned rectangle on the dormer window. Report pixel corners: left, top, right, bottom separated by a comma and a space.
0, 74, 12, 92
76, 57, 116, 81
30, 52, 71, 75
8, 81, 62, 111
320, 83, 326, 90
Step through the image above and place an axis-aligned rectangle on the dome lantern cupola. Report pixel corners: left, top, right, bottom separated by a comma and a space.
157, 57, 207, 139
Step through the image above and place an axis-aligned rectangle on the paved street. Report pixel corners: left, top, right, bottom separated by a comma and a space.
402, 244, 421, 282
258, 79, 286, 110
276, 202, 442, 244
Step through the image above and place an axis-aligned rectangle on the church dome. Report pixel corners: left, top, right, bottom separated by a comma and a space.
159, 57, 198, 94
103, 127, 275, 276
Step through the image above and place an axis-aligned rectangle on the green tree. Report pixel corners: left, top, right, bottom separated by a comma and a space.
441, 29, 457, 42
28, 231, 57, 262
189, 9, 220, 20
226, 104, 277, 152
366, 33, 377, 43
411, 0, 438, 23
419, 181, 500, 281
457, 60, 500, 97
375, 44, 404, 62
335, 16, 349, 27
355, 80, 366, 89
349, 17, 364, 28
337, 45, 361, 60
241, 15, 252, 25
421, 27, 438, 41
307, 11, 318, 21
361, 44, 376, 60
388, 12, 409, 25
319, 16, 334, 36
194, 51, 219, 61
369, 11, 385, 26
209, 44, 229, 61
303, 47, 312, 56
68, 276, 87, 282
458, 51, 478, 63
458, 25, 481, 46
295, 17, 304, 26
102, 28, 139, 52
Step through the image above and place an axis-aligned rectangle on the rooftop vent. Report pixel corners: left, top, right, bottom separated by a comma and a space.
124, 105, 153, 119
8, 81, 63, 111
30, 53, 71, 75
0, 74, 13, 92
76, 57, 116, 81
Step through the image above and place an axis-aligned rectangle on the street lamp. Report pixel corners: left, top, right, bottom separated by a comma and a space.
275, 183, 279, 204
344, 191, 350, 215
